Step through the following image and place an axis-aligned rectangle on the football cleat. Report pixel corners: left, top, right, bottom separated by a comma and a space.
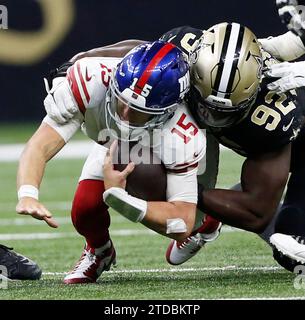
64, 240, 116, 284
270, 233, 305, 264
166, 216, 222, 265
0, 244, 42, 280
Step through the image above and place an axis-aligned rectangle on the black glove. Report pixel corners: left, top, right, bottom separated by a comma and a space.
45, 61, 73, 92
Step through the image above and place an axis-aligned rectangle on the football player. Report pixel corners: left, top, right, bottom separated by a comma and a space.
161, 22, 305, 271
16, 41, 220, 284
253, 0, 305, 268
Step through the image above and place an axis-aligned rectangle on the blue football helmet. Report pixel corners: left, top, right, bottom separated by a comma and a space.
105, 40, 190, 141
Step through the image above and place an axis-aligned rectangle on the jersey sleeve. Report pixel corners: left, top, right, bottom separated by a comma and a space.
66, 57, 110, 114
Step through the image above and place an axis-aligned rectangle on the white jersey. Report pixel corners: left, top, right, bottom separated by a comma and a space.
44, 57, 210, 203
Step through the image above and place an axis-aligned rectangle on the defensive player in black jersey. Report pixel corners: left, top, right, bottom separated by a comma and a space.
162, 22, 305, 271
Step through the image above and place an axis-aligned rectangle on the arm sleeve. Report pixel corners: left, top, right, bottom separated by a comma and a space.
166, 167, 198, 203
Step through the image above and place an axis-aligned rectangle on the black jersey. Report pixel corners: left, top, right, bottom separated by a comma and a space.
208, 83, 305, 156
161, 26, 305, 157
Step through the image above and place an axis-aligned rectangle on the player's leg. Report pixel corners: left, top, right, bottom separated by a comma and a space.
261, 134, 305, 271
270, 167, 305, 271
268, 133, 305, 270
166, 133, 222, 265
0, 245, 42, 280
64, 144, 116, 284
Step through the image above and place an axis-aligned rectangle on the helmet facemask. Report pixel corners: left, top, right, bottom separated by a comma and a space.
193, 84, 259, 128
105, 68, 178, 142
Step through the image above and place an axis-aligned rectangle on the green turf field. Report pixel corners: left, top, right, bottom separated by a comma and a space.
0, 131, 304, 300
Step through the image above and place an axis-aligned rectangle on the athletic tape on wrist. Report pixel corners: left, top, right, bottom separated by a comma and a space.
103, 187, 147, 223
18, 185, 39, 200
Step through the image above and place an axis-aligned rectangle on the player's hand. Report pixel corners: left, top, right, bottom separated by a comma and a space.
103, 140, 135, 190
266, 61, 305, 92
44, 77, 79, 124
16, 197, 59, 228
276, 0, 305, 36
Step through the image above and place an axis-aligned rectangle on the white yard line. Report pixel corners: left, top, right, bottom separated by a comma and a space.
0, 226, 241, 240
0, 217, 72, 226
42, 266, 282, 277
0, 229, 158, 240
0, 141, 231, 162
0, 201, 72, 212
41, 268, 305, 300
0, 141, 95, 162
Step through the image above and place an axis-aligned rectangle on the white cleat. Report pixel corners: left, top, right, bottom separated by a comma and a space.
270, 233, 305, 264
166, 222, 222, 265
64, 240, 116, 284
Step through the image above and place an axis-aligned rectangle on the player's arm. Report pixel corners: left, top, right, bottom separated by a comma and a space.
45, 40, 145, 92
17, 58, 92, 226
259, 0, 305, 61
199, 144, 291, 233
102, 142, 198, 242
259, 31, 305, 61
70, 39, 146, 63
142, 201, 196, 241
16, 123, 67, 228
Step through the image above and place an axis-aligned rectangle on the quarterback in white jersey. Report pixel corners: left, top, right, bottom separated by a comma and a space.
16, 41, 217, 284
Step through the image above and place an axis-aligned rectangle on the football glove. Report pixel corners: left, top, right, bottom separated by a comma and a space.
44, 77, 79, 124
276, 0, 305, 39
259, 31, 305, 61
43, 61, 78, 124
266, 61, 305, 93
